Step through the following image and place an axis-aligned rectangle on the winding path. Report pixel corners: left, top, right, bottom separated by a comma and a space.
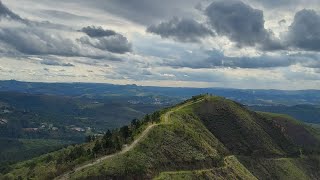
163, 99, 204, 123
55, 124, 156, 180
56, 98, 204, 180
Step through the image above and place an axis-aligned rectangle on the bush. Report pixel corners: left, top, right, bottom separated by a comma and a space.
2, 173, 14, 180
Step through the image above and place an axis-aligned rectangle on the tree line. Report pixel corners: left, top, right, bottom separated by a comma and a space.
53, 110, 162, 174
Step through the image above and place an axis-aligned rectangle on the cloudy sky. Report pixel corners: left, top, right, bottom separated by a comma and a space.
0, 0, 320, 89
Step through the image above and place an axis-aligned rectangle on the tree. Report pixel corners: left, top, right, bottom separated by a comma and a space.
86, 135, 92, 142
44, 154, 53, 163
104, 130, 112, 139
120, 126, 131, 140
151, 111, 161, 123
131, 119, 141, 129
102, 138, 114, 154
68, 146, 85, 161
86, 149, 92, 156
56, 154, 64, 166
113, 137, 122, 151
145, 114, 151, 122
26, 161, 36, 170
92, 140, 103, 156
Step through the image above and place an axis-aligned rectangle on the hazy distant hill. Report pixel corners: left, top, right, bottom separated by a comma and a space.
249, 104, 320, 124
1, 80, 319, 125
0, 80, 319, 105
0, 91, 164, 166
0, 92, 163, 139
3, 95, 319, 179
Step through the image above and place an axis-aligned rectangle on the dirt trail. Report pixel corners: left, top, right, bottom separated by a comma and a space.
55, 124, 156, 180
164, 99, 204, 123
56, 98, 204, 180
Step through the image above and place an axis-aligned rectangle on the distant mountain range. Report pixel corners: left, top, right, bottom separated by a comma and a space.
0, 80, 319, 105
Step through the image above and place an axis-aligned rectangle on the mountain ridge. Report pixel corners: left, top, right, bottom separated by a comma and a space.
2, 95, 320, 179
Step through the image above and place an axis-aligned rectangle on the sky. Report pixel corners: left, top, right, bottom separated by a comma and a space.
0, 0, 320, 89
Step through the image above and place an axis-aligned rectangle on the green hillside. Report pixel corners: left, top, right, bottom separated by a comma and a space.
2, 95, 320, 180
0, 138, 73, 173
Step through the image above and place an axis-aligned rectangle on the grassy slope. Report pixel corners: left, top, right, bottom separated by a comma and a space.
236, 112, 320, 180
258, 112, 320, 147
154, 156, 257, 180
195, 96, 299, 157
307, 123, 320, 141
238, 156, 320, 180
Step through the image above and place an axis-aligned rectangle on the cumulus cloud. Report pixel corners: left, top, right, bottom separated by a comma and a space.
81, 26, 117, 37
205, 0, 267, 46
205, 0, 282, 50
79, 35, 132, 54
79, 26, 132, 54
147, 17, 214, 42
284, 9, 320, 51
145, 0, 285, 49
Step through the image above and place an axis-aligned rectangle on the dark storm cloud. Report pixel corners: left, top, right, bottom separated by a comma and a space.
285, 9, 320, 51
81, 26, 117, 37
79, 26, 132, 54
145, 0, 284, 49
147, 17, 215, 42
203, 1, 320, 52
79, 35, 132, 54
205, 0, 281, 49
